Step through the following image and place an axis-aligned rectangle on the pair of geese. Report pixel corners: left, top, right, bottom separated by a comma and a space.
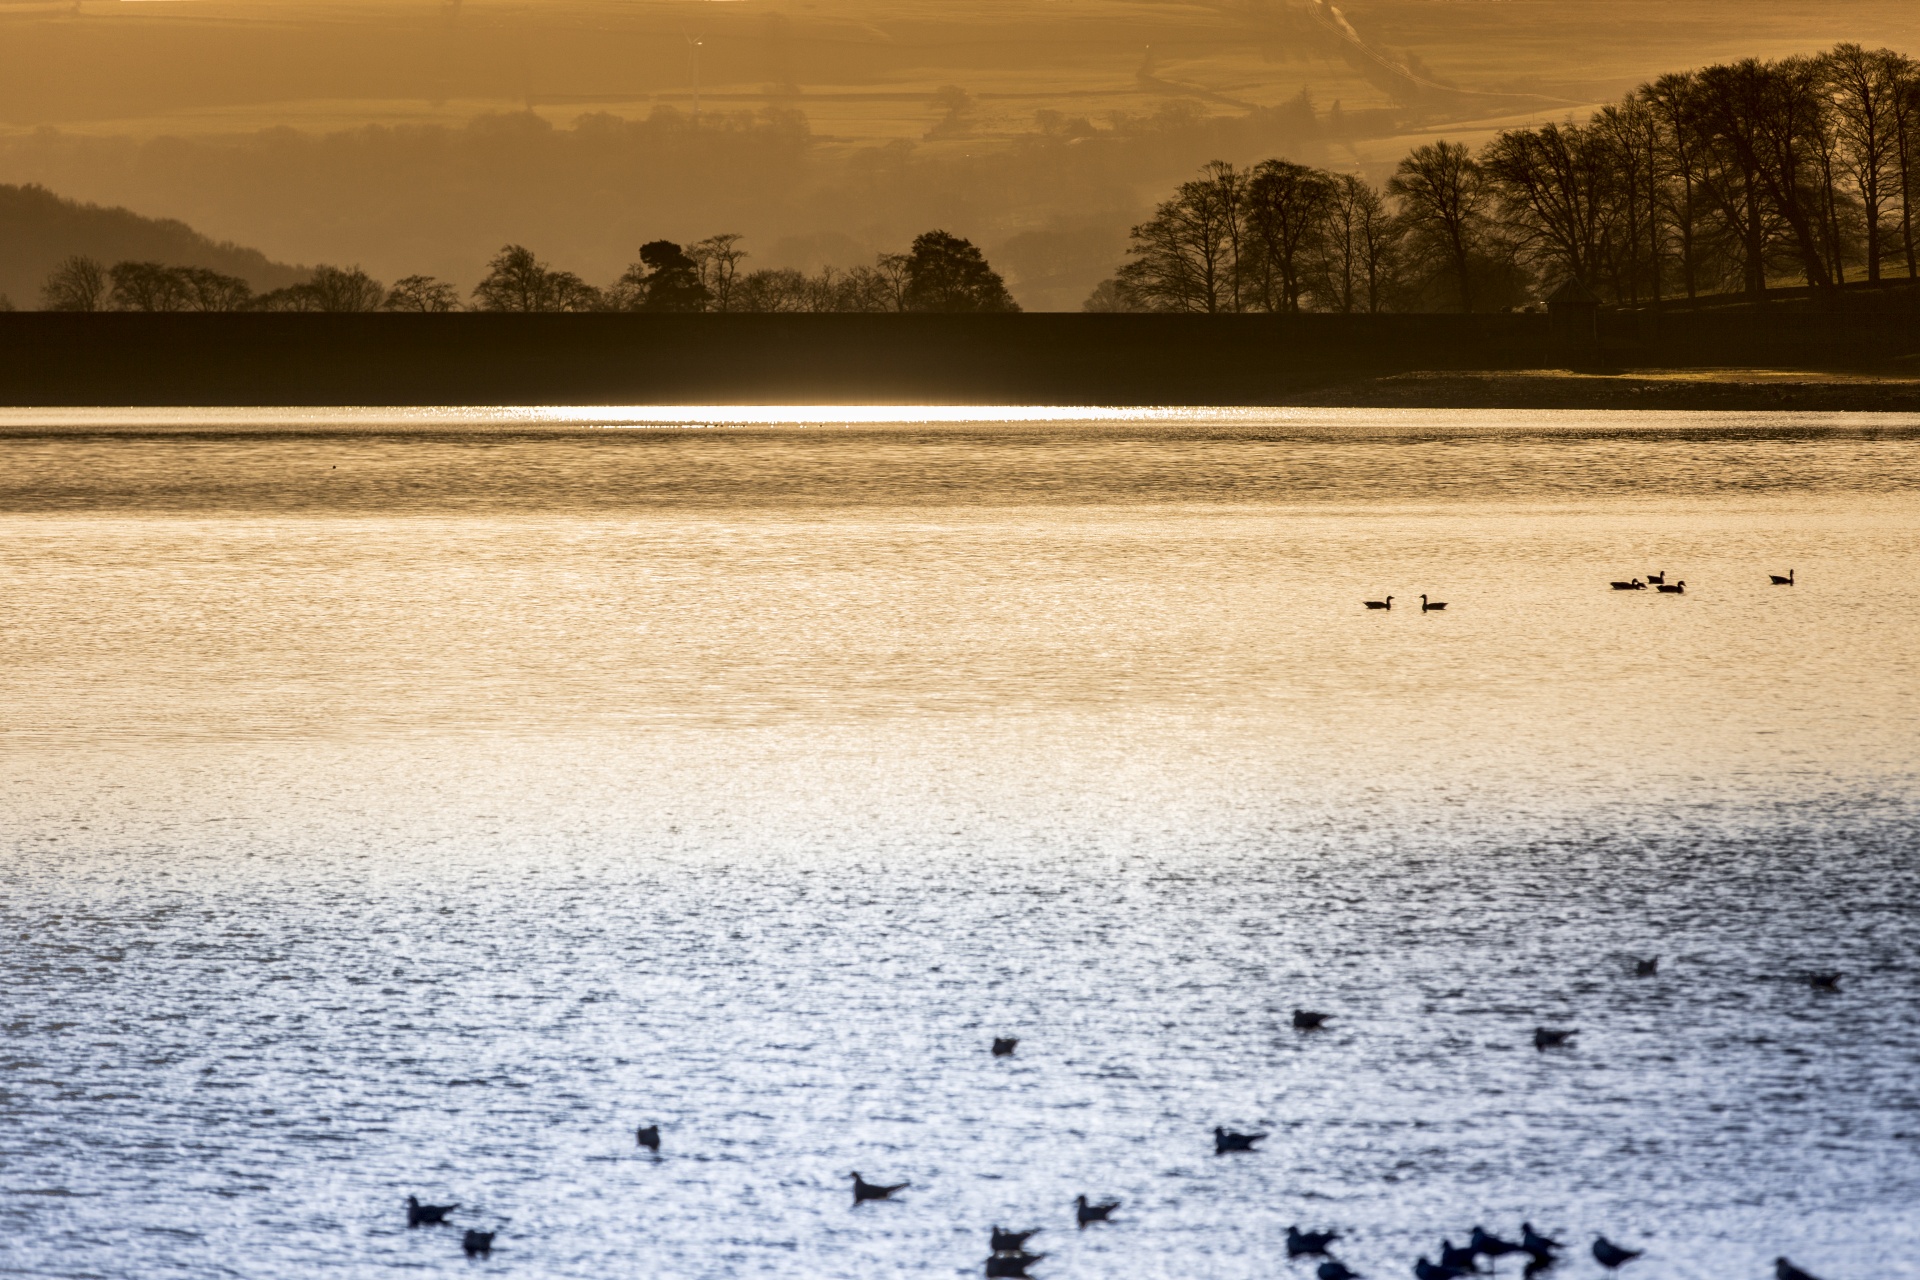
1364, 595, 1445, 611
402, 1196, 492, 1257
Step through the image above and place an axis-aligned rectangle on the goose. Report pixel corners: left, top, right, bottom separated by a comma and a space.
635, 1124, 660, 1152
1438, 1239, 1480, 1271
1775, 1259, 1822, 1280
1364, 596, 1393, 610
1074, 1195, 1119, 1227
991, 1227, 1040, 1254
1808, 972, 1842, 990
1521, 1224, 1561, 1258
1214, 1126, 1266, 1154
1292, 1009, 1331, 1030
1416, 1256, 1473, 1280
1319, 1262, 1363, 1280
1591, 1237, 1643, 1271
1770, 569, 1794, 585
986, 1253, 1045, 1277
1646, 571, 1665, 584
1287, 1227, 1340, 1258
1655, 581, 1686, 594
406, 1196, 457, 1228
992, 1037, 1019, 1057
461, 1230, 494, 1257
851, 1172, 908, 1204
1421, 594, 1447, 612
1634, 956, 1659, 977
1609, 579, 1645, 591
1533, 1026, 1578, 1051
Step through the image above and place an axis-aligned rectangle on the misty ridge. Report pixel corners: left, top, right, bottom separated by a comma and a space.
10, 43, 1920, 316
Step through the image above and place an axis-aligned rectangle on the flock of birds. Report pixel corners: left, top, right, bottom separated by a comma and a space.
1364, 569, 1798, 609
397, 967, 1848, 1277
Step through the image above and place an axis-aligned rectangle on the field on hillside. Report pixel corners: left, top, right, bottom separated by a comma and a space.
1, 0, 1913, 307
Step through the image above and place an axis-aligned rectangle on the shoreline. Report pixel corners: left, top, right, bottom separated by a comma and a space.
1296, 368, 1920, 412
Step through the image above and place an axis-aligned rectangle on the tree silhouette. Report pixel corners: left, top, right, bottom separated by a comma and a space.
41, 256, 109, 311
901, 231, 1019, 312
384, 275, 462, 312
473, 244, 601, 312
1388, 141, 1486, 312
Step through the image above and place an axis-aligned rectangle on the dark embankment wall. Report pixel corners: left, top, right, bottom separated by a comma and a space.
2, 293, 1916, 407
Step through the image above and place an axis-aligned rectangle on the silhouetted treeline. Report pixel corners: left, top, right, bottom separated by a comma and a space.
40, 230, 1018, 314
1092, 43, 1920, 312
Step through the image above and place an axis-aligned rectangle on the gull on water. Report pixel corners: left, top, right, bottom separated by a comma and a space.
1214, 1126, 1266, 1154
992, 1037, 1020, 1057
1293, 1009, 1332, 1030
850, 1173, 908, 1204
990, 1227, 1040, 1253
1075, 1194, 1119, 1227
1289, 1227, 1341, 1258
635, 1124, 660, 1152
406, 1196, 457, 1227
1319, 1261, 1362, 1280
461, 1230, 494, 1257
1533, 1027, 1578, 1051
1592, 1236, 1644, 1271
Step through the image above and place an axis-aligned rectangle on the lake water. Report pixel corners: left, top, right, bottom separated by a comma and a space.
1, 408, 1917, 1280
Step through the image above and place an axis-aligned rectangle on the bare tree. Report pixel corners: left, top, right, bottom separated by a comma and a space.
109, 262, 192, 312
179, 266, 253, 311
1118, 166, 1245, 312
41, 255, 109, 311
1482, 122, 1614, 293
1388, 141, 1486, 311
306, 266, 386, 312
1245, 158, 1333, 312
384, 275, 462, 311
473, 244, 601, 311
1826, 45, 1906, 281
1313, 174, 1395, 313
689, 234, 748, 311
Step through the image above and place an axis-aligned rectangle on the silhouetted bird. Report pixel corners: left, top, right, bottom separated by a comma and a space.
1770, 570, 1794, 586
1591, 1236, 1643, 1271
1421, 594, 1447, 612
1634, 957, 1658, 977
1416, 1255, 1472, 1280
1075, 1195, 1118, 1227
1775, 1258, 1821, 1280
1808, 972, 1842, 990
1439, 1239, 1480, 1271
1534, 1027, 1578, 1051
462, 1230, 494, 1257
1365, 596, 1393, 611
1288, 1227, 1341, 1258
1646, 571, 1666, 585
1293, 1009, 1332, 1030
1320, 1261, 1362, 1280
1214, 1126, 1266, 1154
1610, 579, 1645, 591
851, 1172, 908, 1204
1472, 1227, 1521, 1260
1521, 1224, 1561, 1258
406, 1196, 457, 1227
635, 1124, 660, 1151
992, 1037, 1019, 1057
986, 1252, 1045, 1277
991, 1227, 1040, 1254
1656, 581, 1686, 594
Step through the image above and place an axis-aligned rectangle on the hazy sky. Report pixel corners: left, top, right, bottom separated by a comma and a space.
3, 0, 1914, 305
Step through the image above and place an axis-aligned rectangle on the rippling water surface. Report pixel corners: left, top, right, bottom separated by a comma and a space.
2, 408, 1917, 1280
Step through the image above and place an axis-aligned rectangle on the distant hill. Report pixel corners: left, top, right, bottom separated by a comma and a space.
0, 183, 303, 309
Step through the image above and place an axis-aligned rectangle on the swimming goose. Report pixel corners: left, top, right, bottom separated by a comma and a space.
1293, 1009, 1331, 1030
992, 1037, 1019, 1057
991, 1227, 1040, 1254
1591, 1236, 1643, 1271
635, 1124, 660, 1152
1655, 581, 1686, 594
1287, 1227, 1340, 1258
1421, 594, 1447, 612
1634, 957, 1658, 977
406, 1196, 457, 1227
1646, 571, 1665, 585
1808, 972, 1842, 990
462, 1230, 494, 1257
1074, 1195, 1119, 1227
851, 1173, 908, 1204
1521, 1224, 1561, 1258
1770, 570, 1794, 585
1610, 579, 1645, 591
1533, 1027, 1578, 1050
1214, 1126, 1266, 1154
1364, 596, 1393, 610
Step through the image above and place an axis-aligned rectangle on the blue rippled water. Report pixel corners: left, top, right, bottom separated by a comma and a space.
1, 409, 1916, 1280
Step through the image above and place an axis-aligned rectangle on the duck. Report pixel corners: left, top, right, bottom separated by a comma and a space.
1421, 594, 1447, 612
461, 1230, 494, 1257
1591, 1236, 1643, 1271
1655, 581, 1686, 594
991, 1227, 1041, 1254
635, 1124, 660, 1152
1292, 1009, 1331, 1031
1808, 972, 1842, 990
851, 1172, 908, 1204
1521, 1223, 1561, 1259
1533, 1026, 1578, 1051
1634, 956, 1658, 977
1075, 1195, 1119, 1227
1646, 571, 1665, 585
1364, 596, 1393, 610
1770, 569, 1794, 585
1214, 1126, 1266, 1154
1609, 579, 1645, 591
1287, 1227, 1340, 1258
992, 1037, 1019, 1057
406, 1195, 457, 1228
